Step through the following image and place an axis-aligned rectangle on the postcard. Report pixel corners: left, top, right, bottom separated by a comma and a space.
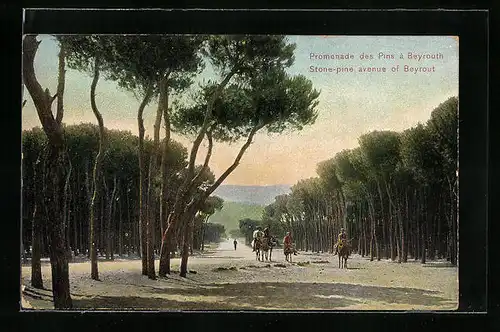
21, 34, 459, 311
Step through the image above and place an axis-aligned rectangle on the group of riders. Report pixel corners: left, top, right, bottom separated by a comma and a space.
250, 226, 349, 256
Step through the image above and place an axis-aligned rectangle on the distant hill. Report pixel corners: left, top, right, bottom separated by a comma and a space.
209, 201, 264, 232
213, 184, 291, 206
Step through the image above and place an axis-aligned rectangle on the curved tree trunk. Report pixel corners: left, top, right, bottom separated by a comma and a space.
23, 35, 72, 308
88, 55, 105, 280
146, 155, 157, 279
180, 215, 194, 277
158, 77, 172, 277
72, 175, 78, 257
118, 187, 123, 257
365, 191, 377, 262
107, 176, 118, 260
45, 147, 73, 308
159, 68, 240, 276
63, 154, 72, 259
84, 161, 92, 258
137, 85, 154, 275
31, 155, 43, 289
200, 217, 207, 251
420, 187, 427, 264
146, 74, 169, 280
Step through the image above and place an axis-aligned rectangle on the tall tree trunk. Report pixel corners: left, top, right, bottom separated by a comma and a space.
23, 35, 72, 308
158, 76, 172, 276
376, 180, 388, 259
159, 68, 242, 275
84, 160, 91, 258
201, 216, 208, 251
118, 188, 123, 257
146, 78, 166, 280
107, 176, 117, 260
389, 197, 395, 261
102, 178, 107, 258
180, 213, 195, 277
63, 156, 72, 259
448, 176, 458, 266
125, 187, 132, 257
146, 155, 157, 279
366, 191, 377, 261
393, 204, 401, 263
45, 148, 73, 308
79, 197, 84, 256
31, 156, 43, 289
137, 85, 154, 275
401, 187, 408, 262
363, 217, 368, 257
72, 179, 78, 257
420, 187, 427, 264
88, 55, 104, 279
190, 218, 195, 255
99, 193, 104, 256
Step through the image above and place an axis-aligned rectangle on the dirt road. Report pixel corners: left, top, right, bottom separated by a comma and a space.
21, 239, 458, 310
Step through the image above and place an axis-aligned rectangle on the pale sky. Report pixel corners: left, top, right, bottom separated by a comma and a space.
22, 35, 458, 186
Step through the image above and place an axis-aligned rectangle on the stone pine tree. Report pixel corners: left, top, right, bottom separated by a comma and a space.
23, 35, 72, 309
161, 35, 320, 277
60, 35, 123, 280
63, 35, 204, 278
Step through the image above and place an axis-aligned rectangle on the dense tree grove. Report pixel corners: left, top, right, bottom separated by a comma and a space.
21, 125, 220, 272
257, 97, 458, 265
22, 34, 320, 307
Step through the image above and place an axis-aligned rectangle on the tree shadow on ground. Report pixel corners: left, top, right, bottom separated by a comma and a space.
422, 263, 457, 268
198, 256, 247, 259
72, 281, 450, 311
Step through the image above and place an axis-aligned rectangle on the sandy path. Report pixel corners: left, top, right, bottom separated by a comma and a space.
21, 239, 458, 311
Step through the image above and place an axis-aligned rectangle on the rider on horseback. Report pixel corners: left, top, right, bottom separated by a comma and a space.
283, 231, 292, 251
263, 226, 271, 246
252, 227, 263, 252
334, 228, 347, 255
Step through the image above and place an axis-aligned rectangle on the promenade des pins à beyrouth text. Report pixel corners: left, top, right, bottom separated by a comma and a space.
308, 52, 444, 74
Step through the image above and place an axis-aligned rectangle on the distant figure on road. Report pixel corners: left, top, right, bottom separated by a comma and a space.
233, 239, 238, 250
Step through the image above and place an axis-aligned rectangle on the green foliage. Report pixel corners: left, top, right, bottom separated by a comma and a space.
262, 97, 458, 260
400, 124, 440, 184
199, 196, 224, 215
60, 35, 205, 99
238, 218, 262, 244
203, 35, 295, 79
359, 130, 401, 181
228, 229, 241, 238
426, 97, 458, 176
210, 201, 264, 232
172, 69, 320, 142
203, 223, 226, 243
171, 35, 319, 143
21, 123, 212, 255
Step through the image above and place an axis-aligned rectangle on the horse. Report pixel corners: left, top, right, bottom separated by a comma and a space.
337, 240, 350, 269
254, 237, 267, 261
259, 237, 271, 261
254, 238, 261, 261
284, 243, 298, 263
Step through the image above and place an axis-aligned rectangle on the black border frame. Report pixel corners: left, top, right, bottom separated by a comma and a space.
2, 7, 491, 331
